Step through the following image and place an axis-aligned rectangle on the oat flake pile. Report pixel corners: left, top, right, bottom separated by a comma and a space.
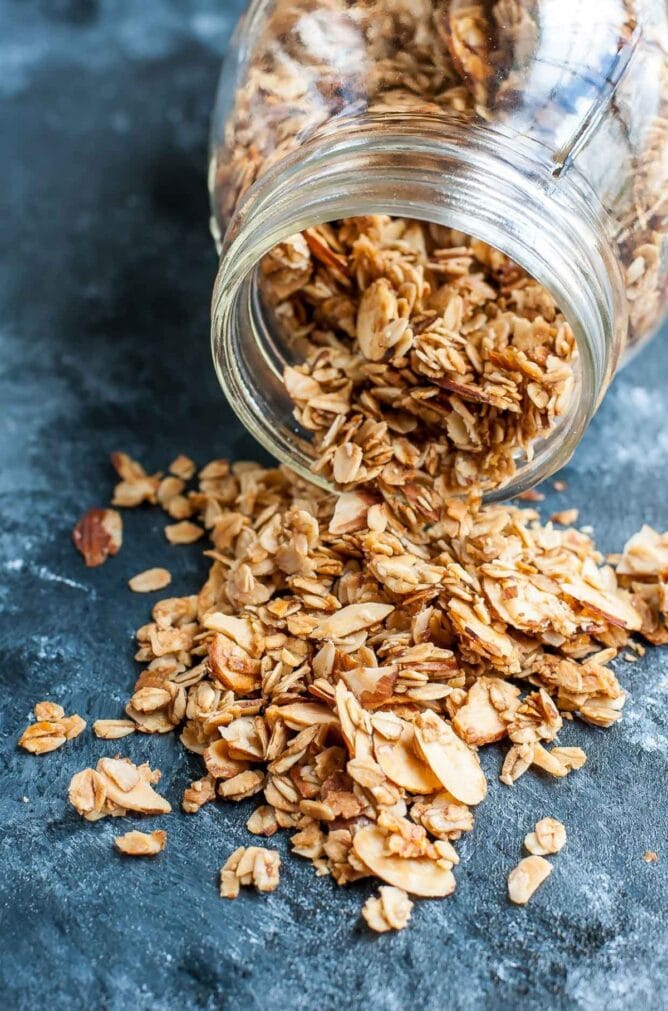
30, 423, 665, 929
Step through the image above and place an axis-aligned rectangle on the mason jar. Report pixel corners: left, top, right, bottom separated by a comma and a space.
209, 0, 668, 499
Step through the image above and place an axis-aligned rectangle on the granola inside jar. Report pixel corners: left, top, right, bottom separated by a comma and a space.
210, 0, 668, 498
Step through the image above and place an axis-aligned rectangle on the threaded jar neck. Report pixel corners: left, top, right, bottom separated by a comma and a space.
211, 115, 627, 500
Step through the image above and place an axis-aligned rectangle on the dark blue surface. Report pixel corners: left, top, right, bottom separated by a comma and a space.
0, 4, 667, 1009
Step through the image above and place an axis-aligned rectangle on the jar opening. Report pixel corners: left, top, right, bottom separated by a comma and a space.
211, 117, 627, 500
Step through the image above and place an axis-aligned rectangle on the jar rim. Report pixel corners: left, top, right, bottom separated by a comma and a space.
211, 114, 628, 501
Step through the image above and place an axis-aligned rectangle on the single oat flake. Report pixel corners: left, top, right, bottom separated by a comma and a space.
508, 855, 553, 905
115, 829, 167, 856
129, 568, 172, 593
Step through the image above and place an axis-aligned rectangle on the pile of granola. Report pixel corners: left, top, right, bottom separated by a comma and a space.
264, 215, 575, 494
57, 450, 667, 929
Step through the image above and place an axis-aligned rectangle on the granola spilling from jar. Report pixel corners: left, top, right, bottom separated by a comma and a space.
263, 215, 576, 495
52, 450, 668, 931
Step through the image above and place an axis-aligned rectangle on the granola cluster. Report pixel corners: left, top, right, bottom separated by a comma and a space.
266, 216, 576, 494
213, 1, 668, 352
58, 450, 663, 929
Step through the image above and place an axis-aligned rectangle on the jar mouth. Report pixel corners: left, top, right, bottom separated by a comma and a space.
211, 115, 627, 501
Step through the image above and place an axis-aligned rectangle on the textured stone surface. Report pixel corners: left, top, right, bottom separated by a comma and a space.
0, 3, 666, 1009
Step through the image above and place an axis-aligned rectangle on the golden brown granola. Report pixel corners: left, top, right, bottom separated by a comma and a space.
115, 829, 167, 856
362, 885, 414, 932
68, 757, 171, 821
90, 450, 663, 929
213, 3, 667, 352
507, 854, 553, 905
19, 703, 86, 755
220, 846, 281, 898
269, 216, 577, 496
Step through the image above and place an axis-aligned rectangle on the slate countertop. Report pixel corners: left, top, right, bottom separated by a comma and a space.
1, 4, 666, 1009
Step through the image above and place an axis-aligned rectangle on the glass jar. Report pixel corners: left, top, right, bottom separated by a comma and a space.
209, 0, 668, 499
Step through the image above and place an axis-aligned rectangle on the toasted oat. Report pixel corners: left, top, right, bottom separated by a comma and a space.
129, 568, 173, 593
19, 704, 86, 754
551, 509, 579, 526
169, 454, 196, 481
643, 851, 659, 863
93, 719, 137, 739
72, 508, 122, 567
524, 818, 567, 856
115, 829, 166, 856
507, 855, 553, 905
164, 521, 204, 545
220, 846, 280, 898
362, 886, 414, 933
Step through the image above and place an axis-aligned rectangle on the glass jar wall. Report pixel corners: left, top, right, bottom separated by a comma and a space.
209, 0, 668, 497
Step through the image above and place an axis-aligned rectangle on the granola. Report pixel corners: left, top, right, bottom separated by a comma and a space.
129, 568, 173, 593
68, 757, 171, 821
89, 450, 663, 929
19, 703, 86, 754
220, 846, 281, 898
269, 216, 577, 496
115, 829, 167, 856
72, 508, 122, 567
213, 2, 667, 353
362, 886, 414, 933
507, 854, 552, 905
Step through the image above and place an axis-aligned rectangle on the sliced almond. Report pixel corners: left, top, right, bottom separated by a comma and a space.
353, 825, 456, 898
507, 855, 553, 904
129, 568, 172, 593
373, 722, 441, 793
414, 711, 487, 806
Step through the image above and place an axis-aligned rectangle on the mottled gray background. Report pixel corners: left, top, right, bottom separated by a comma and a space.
1, 3, 667, 1009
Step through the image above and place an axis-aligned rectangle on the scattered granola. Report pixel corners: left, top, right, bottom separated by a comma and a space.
129, 568, 173, 593
19, 702, 86, 754
524, 818, 567, 856
220, 846, 281, 898
72, 508, 122, 567
68, 757, 171, 821
115, 829, 167, 856
362, 886, 414, 933
62, 449, 668, 928
508, 855, 553, 905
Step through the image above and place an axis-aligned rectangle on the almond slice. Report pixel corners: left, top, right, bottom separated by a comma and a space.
312, 602, 394, 640
129, 568, 172, 593
414, 710, 487, 806
353, 825, 456, 898
373, 722, 441, 793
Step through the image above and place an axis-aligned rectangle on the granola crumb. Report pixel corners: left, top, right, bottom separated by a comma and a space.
19, 704, 86, 754
115, 829, 166, 856
643, 850, 659, 863
128, 568, 172, 593
362, 886, 414, 933
524, 818, 567, 856
553, 480, 568, 492
219, 846, 281, 898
